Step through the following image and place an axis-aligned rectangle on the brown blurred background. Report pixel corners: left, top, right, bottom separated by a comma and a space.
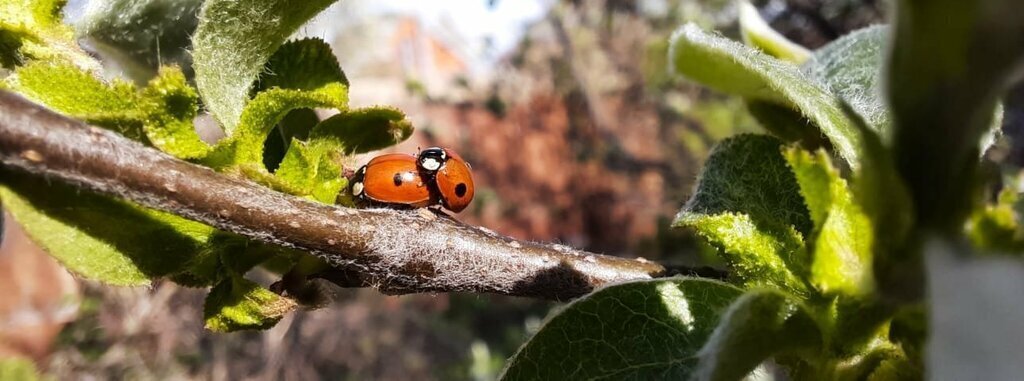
8, 0, 1022, 379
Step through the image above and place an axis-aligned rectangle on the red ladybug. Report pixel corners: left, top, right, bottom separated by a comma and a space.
416, 147, 475, 212
350, 153, 435, 208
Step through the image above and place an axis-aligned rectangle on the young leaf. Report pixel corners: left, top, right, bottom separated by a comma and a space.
254, 37, 349, 92
500, 278, 744, 380
695, 289, 822, 381
307, 106, 414, 155
669, 24, 863, 167
0, 171, 216, 286
784, 148, 874, 296
274, 106, 412, 202
191, 0, 338, 132
204, 273, 297, 332
803, 26, 889, 139
6, 61, 145, 140
0, 0, 98, 71
737, 1, 810, 64
205, 38, 349, 169
140, 66, 211, 159
888, 0, 1024, 232
273, 139, 347, 203
674, 135, 812, 296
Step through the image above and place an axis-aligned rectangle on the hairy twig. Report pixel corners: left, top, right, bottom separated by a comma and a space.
0, 91, 667, 300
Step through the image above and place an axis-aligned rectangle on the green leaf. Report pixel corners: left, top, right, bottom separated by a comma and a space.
204, 274, 297, 332
500, 278, 744, 380
204, 38, 349, 169
0, 170, 216, 286
75, 0, 201, 83
308, 106, 413, 155
273, 139, 347, 203
254, 37, 349, 92
669, 23, 863, 168
888, 0, 1024, 232
6, 61, 145, 140
738, 1, 810, 64
784, 148, 874, 296
274, 106, 411, 202
695, 289, 822, 381
674, 135, 811, 296
140, 66, 211, 159
803, 26, 889, 139
0, 0, 98, 70
192, 0, 338, 132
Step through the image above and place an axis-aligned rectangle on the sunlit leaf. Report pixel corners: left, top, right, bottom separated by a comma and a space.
785, 148, 873, 296
192, 0, 338, 132
6, 61, 145, 140
204, 274, 297, 332
674, 135, 812, 296
500, 278, 743, 380
0, 0, 98, 70
0, 171, 216, 286
140, 66, 211, 159
669, 24, 863, 167
738, 0, 810, 64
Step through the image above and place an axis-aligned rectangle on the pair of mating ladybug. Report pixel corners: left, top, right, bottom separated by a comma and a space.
350, 147, 475, 212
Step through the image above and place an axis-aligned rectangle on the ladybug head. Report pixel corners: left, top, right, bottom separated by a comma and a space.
417, 147, 447, 172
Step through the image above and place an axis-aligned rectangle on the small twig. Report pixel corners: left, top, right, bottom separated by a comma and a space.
0, 91, 668, 300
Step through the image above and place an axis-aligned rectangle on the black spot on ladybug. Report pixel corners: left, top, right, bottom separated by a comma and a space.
455, 183, 468, 197
393, 173, 404, 186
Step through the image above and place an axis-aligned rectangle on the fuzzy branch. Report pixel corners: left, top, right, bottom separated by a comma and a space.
0, 91, 669, 300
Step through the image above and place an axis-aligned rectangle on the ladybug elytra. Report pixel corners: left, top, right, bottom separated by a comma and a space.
349, 147, 475, 213
416, 147, 475, 213
350, 153, 435, 208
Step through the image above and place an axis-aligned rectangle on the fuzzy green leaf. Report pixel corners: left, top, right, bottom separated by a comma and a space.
273, 139, 347, 203
0, 0, 98, 70
6, 61, 145, 140
204, 39, 349, 169
500, 278, 744, 380
191, 0, 338, 132
75, 0, 201, 83
0, 171, 216, 286
204, 274, 297, 332
308, 106, 413, 155
273, 106, 411, 202
674, 135, 811, 296
695, 289, 821, 381
140, 66, 211, 158
785, 148, 874, 296
669, 23, 863, 168
254, 37, 349, 92
803, 26, 889, 140
888, 0, 1024, 232
738, 1, 810, 64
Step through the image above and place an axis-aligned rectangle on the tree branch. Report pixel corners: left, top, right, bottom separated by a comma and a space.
0, 90, 668, 301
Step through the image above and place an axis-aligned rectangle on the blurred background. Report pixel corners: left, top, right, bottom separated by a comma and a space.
2, 0, 1021, 379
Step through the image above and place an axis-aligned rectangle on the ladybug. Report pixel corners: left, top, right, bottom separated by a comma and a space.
350, 153, 435, 208
416, 147, 475, 213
